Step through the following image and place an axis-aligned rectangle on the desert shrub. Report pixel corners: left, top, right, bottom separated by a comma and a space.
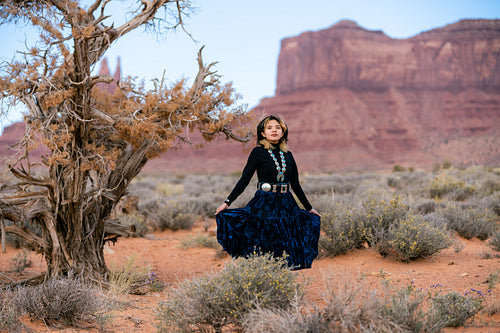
441, 204, 498, 240
244, 275, 489, 333
244, 277, 437, 333
180, 234, 220, 249
488, 230, 500, 252
9, 249, 32, 273
118, 212, 149, 237
156, 253, 303, 332
448, 185, 477, 201
442, 158, 453, 170
427, 173, 476, 200
243, 306, 330, 333
430, 291, 483, 327
414, 200, 438, 215
308, 193, 336, 213
321, 280, 412, 333
0, 292, 21, 332
127, 177, 158, 198
363, 196, 409, 256
182, 174, 234, 197
319, 203, 367, 256
391, 171, 433, 195
485, 191, 500, 216
378, 284, 432, 332
301, 174, 357, 195
185, 192, 226, 217
155, 182, 184, 196
13, 278, 106, 326
387, 175, 401, 188
357, 184, 393, 202
457, 166, 500, 190
392, 164, 405, 172
389, 214, 452, 262
479, 176, 500, 195
139, 196, 196, 231
483, 300, 500, 316
243, 283, 442, 333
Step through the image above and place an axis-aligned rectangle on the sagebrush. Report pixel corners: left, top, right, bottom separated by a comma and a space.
156, 253, 303, 332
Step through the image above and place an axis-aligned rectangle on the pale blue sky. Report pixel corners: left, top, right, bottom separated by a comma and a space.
1, 0, 499, 133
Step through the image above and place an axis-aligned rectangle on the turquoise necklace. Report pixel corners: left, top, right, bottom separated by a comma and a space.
268, 149, 286, 182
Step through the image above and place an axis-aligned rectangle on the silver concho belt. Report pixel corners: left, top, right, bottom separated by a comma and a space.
257, 182, 289, 193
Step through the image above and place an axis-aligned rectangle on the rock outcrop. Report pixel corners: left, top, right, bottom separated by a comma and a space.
253, 19, 500, 171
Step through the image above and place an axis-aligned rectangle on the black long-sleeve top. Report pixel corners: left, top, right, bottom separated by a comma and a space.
225, 146, 313, 211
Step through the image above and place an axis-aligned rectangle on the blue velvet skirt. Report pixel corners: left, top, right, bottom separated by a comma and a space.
216, 190, 321, 270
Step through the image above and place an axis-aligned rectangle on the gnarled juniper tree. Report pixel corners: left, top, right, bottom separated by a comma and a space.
0, 0, 250, 282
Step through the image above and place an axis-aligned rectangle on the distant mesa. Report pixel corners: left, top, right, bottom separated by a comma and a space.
1, 20, 499, 173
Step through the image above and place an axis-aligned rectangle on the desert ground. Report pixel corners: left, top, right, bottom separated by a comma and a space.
1, 217, 499, 333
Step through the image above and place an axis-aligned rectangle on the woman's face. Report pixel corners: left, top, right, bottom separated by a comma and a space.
262, 119, 283, 144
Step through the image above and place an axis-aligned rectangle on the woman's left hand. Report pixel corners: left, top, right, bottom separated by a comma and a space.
215, 203, 229, 215
309, 208, 321, 217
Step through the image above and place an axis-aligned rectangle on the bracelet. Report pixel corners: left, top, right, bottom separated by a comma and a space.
224, 199, 230, 205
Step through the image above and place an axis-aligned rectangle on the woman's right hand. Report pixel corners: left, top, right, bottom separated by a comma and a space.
215, 203, 229, 215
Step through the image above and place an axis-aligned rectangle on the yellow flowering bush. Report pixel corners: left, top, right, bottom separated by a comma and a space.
156, 253, 303, 332
363, 196, 408, 256
427, 173, 476, 200
389, 214, 452, 262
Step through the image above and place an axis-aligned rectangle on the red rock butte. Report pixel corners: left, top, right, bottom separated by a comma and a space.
1, 19, 499, 173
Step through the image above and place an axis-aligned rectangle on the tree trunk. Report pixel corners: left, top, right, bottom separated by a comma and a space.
1, 218, 5, 253
42, 32, 108, 280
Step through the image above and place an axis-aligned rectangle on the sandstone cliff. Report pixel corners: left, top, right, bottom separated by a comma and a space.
254, 19, 500, 171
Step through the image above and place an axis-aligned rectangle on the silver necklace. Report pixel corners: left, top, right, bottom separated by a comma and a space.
268, 149, 286, 182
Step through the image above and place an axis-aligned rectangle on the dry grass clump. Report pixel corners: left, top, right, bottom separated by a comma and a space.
180, 233, 221, 249
156, 253, 303, 332
108, 256, 150, 295
13, 278, 109, 327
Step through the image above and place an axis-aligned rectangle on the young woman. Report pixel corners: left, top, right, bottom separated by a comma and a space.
215, 115, 321, 270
